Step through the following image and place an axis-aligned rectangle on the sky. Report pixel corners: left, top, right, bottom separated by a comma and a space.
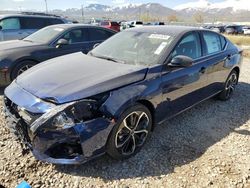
1, 0, 225, 11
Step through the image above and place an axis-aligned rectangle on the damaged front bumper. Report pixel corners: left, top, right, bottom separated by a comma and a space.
3, 82, 115, 164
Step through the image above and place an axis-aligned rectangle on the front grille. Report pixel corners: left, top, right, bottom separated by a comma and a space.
4, 96, 32, 148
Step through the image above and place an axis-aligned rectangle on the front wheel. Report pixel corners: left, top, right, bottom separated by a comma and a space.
107, 104, 152, 160
11, 61, 37, 80
218, 70, 238, 101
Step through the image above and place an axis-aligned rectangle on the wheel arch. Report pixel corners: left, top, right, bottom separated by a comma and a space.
137, 99, 156, 131
11, 58, 40, 80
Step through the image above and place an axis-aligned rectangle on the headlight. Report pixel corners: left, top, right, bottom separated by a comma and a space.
30, 98, 107, 133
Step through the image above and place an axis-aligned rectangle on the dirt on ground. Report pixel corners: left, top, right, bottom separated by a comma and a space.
0, 59, 249, 188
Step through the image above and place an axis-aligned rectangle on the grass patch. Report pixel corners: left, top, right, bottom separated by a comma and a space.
224, 34, 250, 46
243, 49, 250, 58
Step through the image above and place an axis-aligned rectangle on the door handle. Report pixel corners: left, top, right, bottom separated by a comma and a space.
199, 67, 206, 74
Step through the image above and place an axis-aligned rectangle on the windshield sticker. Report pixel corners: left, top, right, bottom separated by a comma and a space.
154, 42, 168, 55
149, 34, 171, 40
54, 28, 64, 32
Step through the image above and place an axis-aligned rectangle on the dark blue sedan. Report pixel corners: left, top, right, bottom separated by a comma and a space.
3, 26, 243, 164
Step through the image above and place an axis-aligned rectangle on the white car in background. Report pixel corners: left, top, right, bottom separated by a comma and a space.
128, 21, 143, 28
243, 26, 250, 35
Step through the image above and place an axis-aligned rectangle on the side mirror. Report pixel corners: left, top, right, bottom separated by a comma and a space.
0, 26, 2, 30
56, 38, 69, 48
93, 43, 100, 49
168, 55, 193, 68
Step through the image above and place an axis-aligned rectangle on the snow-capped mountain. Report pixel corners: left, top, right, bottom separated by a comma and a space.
174, 0, 250, 12
85, 4, 111, 11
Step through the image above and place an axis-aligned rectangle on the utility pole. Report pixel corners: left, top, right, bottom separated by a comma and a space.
44, 0, 48, 14
81, 4, 84, 23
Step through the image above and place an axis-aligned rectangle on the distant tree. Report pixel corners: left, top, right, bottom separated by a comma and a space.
167, 15, 178, 22
193, 12, 204, 23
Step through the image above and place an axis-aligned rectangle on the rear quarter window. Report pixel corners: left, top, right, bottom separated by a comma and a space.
203, 31, 222, 55
46, 18, 64, 25
220, 36, 227, 50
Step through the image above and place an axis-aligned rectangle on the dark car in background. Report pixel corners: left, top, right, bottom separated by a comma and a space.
211, 26, 225, 33
0, 13, 69, 41
225, 25, 244, 34
100, 21, 120, 32
0, 24, 116, 86
3, 26, 242, 164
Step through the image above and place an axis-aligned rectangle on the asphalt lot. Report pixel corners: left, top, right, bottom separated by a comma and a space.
0, 59, 249, 188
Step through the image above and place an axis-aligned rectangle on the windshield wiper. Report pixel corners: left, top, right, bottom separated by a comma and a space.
22, 39, 33, 42
90, 52, 125, 64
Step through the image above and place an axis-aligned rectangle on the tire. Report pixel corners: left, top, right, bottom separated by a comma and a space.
11, 60, 37, 80
218, 70, 238, 101
107, 103, 152, 160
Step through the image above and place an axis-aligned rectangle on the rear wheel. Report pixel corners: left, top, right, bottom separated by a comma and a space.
107, 104, 152, 160
218, 70, 238, 101
11, 60, 37, 80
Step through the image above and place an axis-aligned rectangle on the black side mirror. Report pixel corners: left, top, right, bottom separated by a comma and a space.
0, 26, 2, 30
93, 43, 100, 49
168, 55, 193, 68
56, 39, 69, 48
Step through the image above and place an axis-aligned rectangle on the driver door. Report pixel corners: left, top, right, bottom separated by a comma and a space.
159, 31, 209, 121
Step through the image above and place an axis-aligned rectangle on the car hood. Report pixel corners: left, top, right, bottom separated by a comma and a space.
0, 40, 42, 52
16, 52, 148, 104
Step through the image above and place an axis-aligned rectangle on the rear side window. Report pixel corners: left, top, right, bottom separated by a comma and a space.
203, 32, 222, 55
89, 28, 113, 41
172, 32, 202, 59
136, 21, 143, 25
20, 17, 47, 29
0, 18, 20, 30
61, 28, 88, 44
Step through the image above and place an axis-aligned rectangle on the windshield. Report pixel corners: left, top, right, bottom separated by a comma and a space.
90, 31, 174, 66
23, 26, 65, 43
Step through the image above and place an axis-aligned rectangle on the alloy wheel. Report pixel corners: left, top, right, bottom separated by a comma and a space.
17, 64, 34, 76
225, 72, 238, 98
115, 111, 150, 156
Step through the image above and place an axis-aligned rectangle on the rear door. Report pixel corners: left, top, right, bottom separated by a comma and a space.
159, 31, 209, 120
0, 17, 22, 40
200, 31, 230, 95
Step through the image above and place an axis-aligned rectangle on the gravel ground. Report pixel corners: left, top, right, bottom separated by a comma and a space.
0, 59, 250, 188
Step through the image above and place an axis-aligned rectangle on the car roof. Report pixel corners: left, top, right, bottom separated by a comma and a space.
126, 25, 202, 36
46, 24, 118, 31
0, 14, 62, 19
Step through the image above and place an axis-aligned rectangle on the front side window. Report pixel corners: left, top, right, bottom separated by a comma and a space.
172, 32, 201, 59
203, 32, 222, 55
0, 18, 20, 30
60, 29, 88, 44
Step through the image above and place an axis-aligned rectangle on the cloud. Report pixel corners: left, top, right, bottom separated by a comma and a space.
86, 0, 99, 5
112, 0, 127, 6
174, 0, 250, 11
